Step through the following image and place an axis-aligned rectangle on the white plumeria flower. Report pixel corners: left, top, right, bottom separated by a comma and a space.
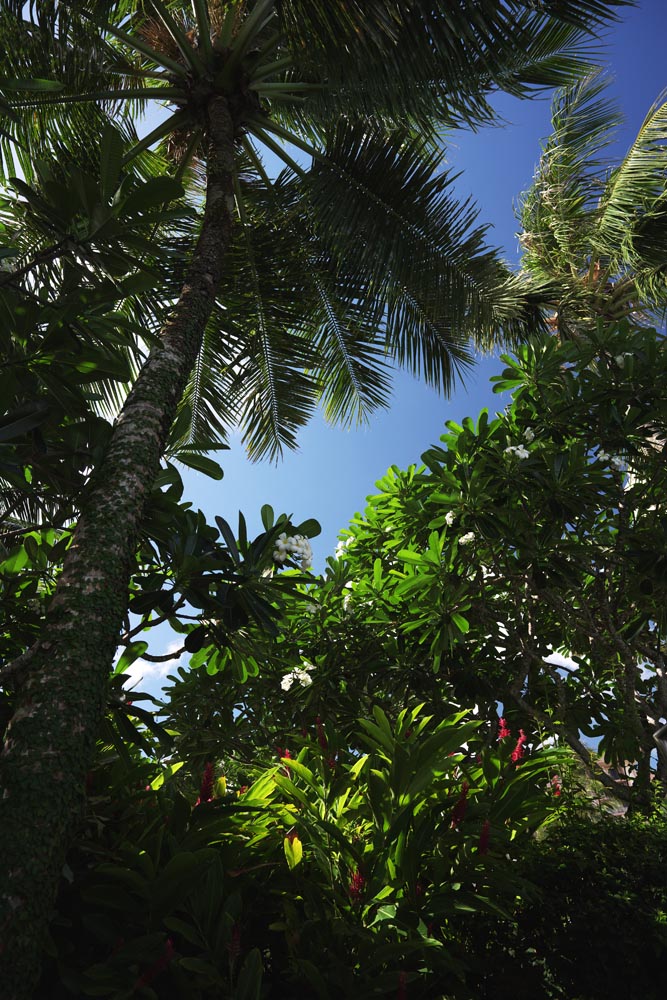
615, 354, 626, 368
504, 444, 530, 460
273, 532, 313, 571
280, 662, 315, 691
335, 536, 354, 558
445, 510, 455, 527
523, 427, 535, 443
610, 455, 624, 471
459, 531, 475, 546
598, 450, 610, 462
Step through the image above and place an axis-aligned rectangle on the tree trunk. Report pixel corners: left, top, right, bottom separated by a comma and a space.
0, 96, 235, 998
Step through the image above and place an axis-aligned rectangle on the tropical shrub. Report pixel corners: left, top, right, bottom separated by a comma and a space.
40, 704, 568, 998
460, 805, 667, 1000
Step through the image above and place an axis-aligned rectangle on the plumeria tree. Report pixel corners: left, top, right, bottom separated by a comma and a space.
164, 318, 667, 812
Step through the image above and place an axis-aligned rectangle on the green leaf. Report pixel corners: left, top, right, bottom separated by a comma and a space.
0, 404, 49, 442
163, 916, 204, 948
293, 517, 322, 538
284, 833, 303, 869
122, 176, 185, 215
113, 641, 148, 677
451, 612, 470, 634
99, 124, 124, 201
235, 948, 263, 1000
176, 451, 224, 480
149, 761, 184, 791
0, 78, 65, 92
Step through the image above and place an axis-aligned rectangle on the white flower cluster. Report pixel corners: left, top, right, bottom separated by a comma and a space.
598, 450, 624, 471
445, 510, 456, 527
504, 444, 530, 460
280, 660, 315, 691
335, 536, 354, 558
504, 427, 535, 461
459, 531, 475, 546
273, 532, 313, 571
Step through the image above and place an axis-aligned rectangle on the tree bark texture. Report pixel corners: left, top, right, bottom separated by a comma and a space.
0, 97, 235, 997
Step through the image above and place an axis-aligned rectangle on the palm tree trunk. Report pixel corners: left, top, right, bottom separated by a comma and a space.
0, 96, 235, 998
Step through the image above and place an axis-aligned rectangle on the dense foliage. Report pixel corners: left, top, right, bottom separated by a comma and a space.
2, 316, 659, 996
2, 3, 666, 995
461, 807, 667, 1000
166, 320, 667, 812
38, 704, 567, 998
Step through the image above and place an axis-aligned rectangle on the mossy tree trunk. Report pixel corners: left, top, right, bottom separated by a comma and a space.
0, 96, 235, 999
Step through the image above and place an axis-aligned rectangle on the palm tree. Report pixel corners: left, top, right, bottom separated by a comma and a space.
0, 1, 628, 993
518, 69, 667, 338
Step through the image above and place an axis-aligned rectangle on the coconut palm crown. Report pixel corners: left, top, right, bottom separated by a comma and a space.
0, 0, 629, 457
518, 69, 667, 338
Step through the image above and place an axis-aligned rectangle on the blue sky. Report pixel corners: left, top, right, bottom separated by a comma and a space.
180, 1, 666, 570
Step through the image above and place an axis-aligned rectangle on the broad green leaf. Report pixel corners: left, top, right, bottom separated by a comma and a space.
284, 833, 303, 869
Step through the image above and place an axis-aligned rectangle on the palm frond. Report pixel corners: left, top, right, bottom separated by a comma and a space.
516, 70, 667, 333
278, 0, 628, 129
305, 121, 539, 384
518, 70, 623, 281
596, 92, 667, 261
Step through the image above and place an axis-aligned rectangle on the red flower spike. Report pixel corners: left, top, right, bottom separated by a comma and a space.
349, 868, 366, 903
479, 819, 491, 855
498, 717, 511, 740
551, 775, 562, 797
450, 780, 469, 828
197, 761, 214, 805
511, 730, 527, 763
227, 924, 241, 963
134, 938, 174, 989
278, 747, 292, 778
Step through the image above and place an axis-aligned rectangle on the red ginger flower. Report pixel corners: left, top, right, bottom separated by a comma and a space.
277, 747, 292, 777
397, 970, 408, 999
511, 730, 527, 763
134, 938, 174, 989
479, 819, 491, 855
227, 923, 241, 963
196, 761, 214, 805
349, 868, 366, 903
551, 774, 562, 797
498, 717, 511, 739
450, 780, 469, 828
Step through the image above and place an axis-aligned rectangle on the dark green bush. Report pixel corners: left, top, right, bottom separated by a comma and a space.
461, 807, 667, 1000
